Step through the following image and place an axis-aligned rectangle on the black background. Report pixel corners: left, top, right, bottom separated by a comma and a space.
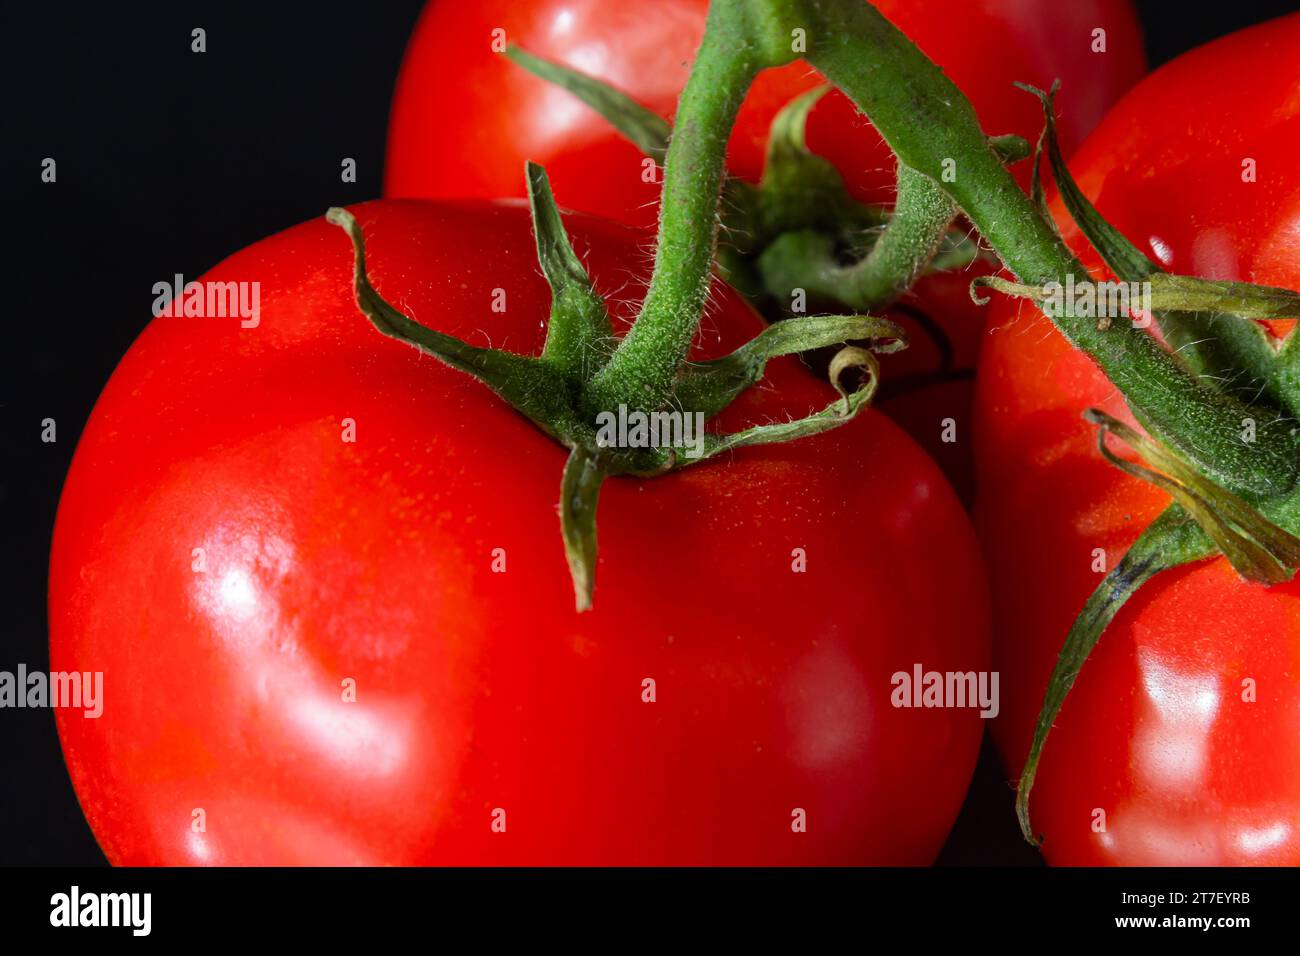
2, 0, 1298, 867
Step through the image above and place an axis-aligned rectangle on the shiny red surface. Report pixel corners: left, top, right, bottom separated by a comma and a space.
386, 0, 1146, 224
976, 13, 1300, 865
51, 200, 990, 864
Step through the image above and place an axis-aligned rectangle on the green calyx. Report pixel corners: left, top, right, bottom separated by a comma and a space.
326, 164, 902, 611
972, 272, 1300, 328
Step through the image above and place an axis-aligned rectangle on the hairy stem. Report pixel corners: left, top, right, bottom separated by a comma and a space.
759, 163, 957, 309
583, 2, 789, 417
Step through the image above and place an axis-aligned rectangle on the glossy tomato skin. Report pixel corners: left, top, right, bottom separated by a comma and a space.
51, 200, 990, 865
385, 0, 1144, 506
976, 14, 1300, 865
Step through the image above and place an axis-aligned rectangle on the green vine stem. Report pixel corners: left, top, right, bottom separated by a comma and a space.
582, 2, 775, 418
757, 163, 957, 310
506, 48, 1026, 320
1018, 82, 1286, 403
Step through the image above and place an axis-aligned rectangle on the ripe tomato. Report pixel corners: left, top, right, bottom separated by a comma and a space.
975, 13, 1300, 865
51, 200, 990, 865
386, 0, 1145, 225
385, 0, 1146, 505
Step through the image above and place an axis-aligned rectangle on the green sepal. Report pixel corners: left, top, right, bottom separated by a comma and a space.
1142, 274, 1300, 321
505, 46, 669, 162
729, 88, 887, 260
1017, 82, 1153, 278
972, 273, 1300, 324
1016, 504, 1215, 845
675, 314, 904, 419
1085, 409, 1300, 584
526, 162, 616, 379
765, 85, 829, 167
559, 446, 606, 613
326, 207, 578, 441
676, 345, 883, 466
1026, 121, 1060, 242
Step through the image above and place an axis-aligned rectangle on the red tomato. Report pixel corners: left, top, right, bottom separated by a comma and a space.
386, 0, 1145, 225
51, 200, 990, 865
385, 0, 1145, 505
975, 13, 1300, 865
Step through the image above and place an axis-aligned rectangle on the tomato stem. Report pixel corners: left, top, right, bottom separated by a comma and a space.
550, 0, 1297, 494
757, 163, 957, 310
752, 134, 1029, 312
510, 0, 1299, 498
582, 1, 777, 418
1017, 82, 1290, 412
328, 203, 903, 610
